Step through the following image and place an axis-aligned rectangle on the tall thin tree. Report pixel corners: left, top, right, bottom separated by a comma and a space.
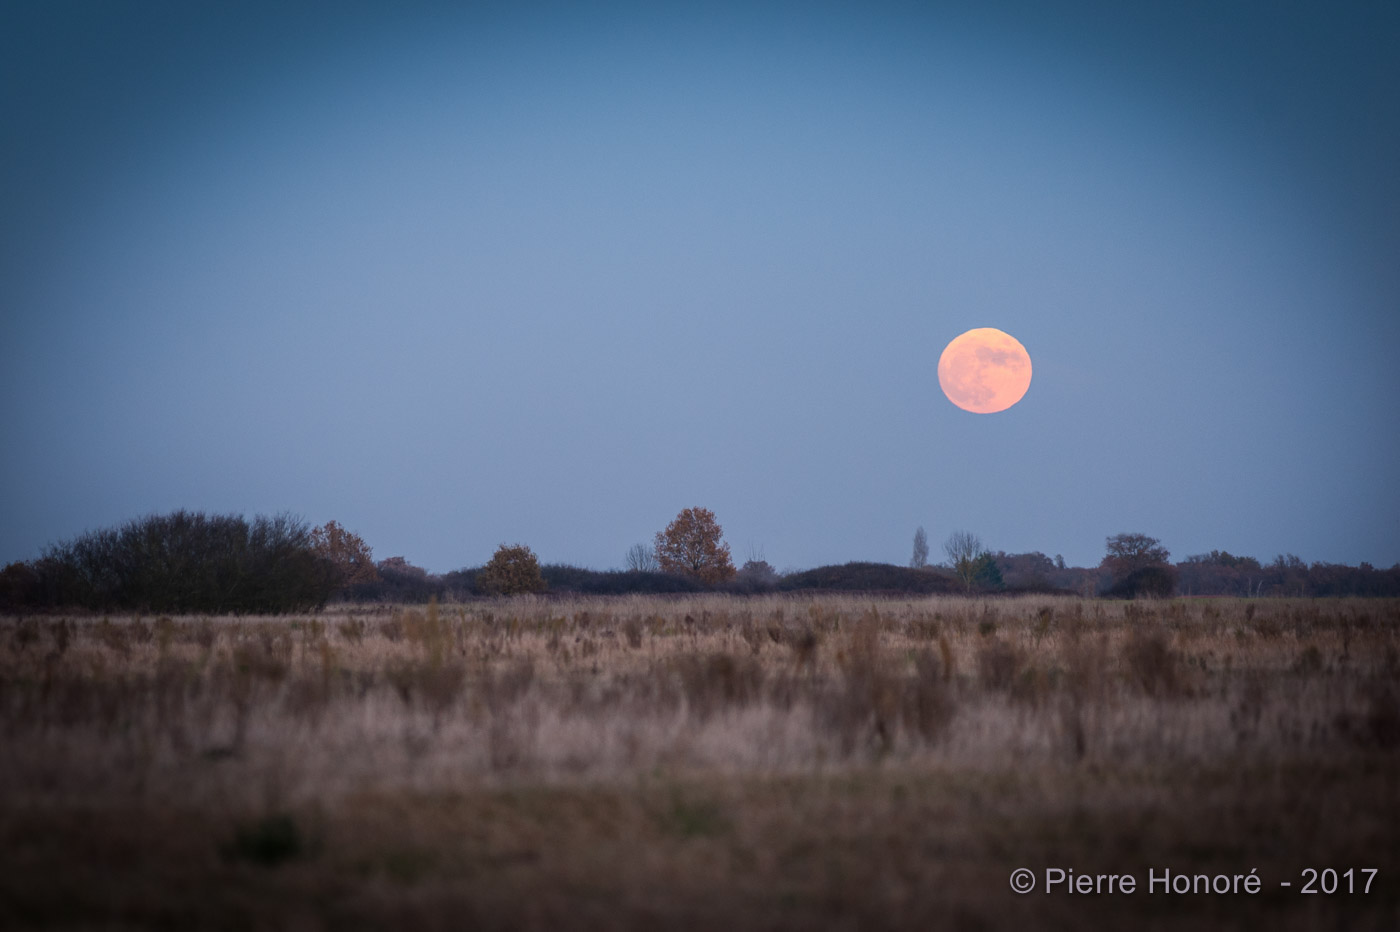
911, 526, 929, 569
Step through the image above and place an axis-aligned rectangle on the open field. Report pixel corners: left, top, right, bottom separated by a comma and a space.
2, 595, 1398, 929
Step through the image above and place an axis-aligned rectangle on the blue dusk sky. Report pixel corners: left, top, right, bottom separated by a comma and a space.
3, 1, 1398, 573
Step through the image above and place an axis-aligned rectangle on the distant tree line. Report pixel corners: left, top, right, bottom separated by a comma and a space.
986, 536, 1400, 599
1175, 551, 1400, 598
4, 510, 1399, 614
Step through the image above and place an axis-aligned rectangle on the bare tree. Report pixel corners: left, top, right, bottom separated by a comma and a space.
943, 530, 981, 566
944, 530, 984, 591
911, 526, 929, 569
625, 542, 658, 573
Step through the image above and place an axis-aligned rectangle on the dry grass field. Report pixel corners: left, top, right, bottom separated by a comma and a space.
2, 595, 1397, 929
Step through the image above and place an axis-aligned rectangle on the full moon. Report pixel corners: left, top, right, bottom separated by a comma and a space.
938, 328, 1033, 414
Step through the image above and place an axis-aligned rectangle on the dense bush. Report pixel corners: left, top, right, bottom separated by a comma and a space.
728, 560, 780, 594
343, 557, 447, 603
967, 552, 1004, 590
477, 544, 548, 596
2, 511, 334, 613
541, 565, 705, 595
0, 561, 42, 610
780, 562, 959, 594
1106, 564, 1178, 599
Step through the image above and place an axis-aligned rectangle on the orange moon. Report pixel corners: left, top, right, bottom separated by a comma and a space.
938, 328, 1032, 414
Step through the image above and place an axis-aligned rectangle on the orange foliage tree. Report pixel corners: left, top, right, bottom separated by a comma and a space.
653, 507, 736, 585
309, 520, 379, 589
477, 543, 547, 595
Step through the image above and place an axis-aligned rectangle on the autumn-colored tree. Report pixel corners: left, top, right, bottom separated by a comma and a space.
653, 507, 736, 585
310, 521, 379, 589
477, 543, 547, 595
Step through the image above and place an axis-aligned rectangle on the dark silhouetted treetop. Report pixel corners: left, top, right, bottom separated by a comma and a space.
1102, 533, 1171, 583
1106, 564, 1177, 600
969, 552, 1003, 590
780, 562, 957, 594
